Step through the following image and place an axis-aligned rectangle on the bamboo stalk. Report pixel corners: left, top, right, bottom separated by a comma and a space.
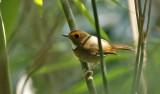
60, 0, 97, 94
60, 0, 77, 31
81, 61, 97, 94
131, 0, 152, 94
0, 9, 12, 94
128, 0, 148, 94
128, 0, 142, 93
91, 0, 109, 94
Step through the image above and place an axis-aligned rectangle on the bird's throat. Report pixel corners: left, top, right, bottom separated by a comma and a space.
69, 40, 77, 50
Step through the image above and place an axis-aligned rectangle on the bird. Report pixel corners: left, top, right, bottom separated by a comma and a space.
63, 30, 133, 73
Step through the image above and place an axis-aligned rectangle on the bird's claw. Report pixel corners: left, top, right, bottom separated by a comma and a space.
83, 69, 93, 77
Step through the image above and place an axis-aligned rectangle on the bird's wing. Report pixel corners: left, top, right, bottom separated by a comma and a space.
101, 39, 117, 54
82, 36, 114, 56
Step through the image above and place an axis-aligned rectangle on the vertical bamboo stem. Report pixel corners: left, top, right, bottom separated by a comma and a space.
91, 0, 109, 94
131, 0, 152, 94
60, 0, 97, 94
81, 61, 97, 94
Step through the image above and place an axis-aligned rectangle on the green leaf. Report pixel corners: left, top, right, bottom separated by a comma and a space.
74, 0, 110, 42
0, 10, 12, 94
0, 0, 21, 37
111, 0, 127, 9
34, 0, 43, 6
34, 0, 43, 16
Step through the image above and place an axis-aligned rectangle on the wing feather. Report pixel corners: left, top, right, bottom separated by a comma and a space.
82, 36, 116, 56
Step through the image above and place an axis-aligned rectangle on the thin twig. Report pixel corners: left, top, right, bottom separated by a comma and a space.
135, 2, 152, 92
134, 0, 139, 27
143, 0, 148, 17
138, 0, 142, 16
91, 0, 109, 94
145, 0, 152, 39
134, 35, 145, 93
131, 0, 143, 93
60, 0, 97, 94
131, 0, 152, 94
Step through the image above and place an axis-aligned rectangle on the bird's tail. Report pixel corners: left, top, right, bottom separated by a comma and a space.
112, 45, 133, 51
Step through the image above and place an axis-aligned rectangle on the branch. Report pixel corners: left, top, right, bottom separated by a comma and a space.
60, 0, 77, 30
144, 0, 152, 39
131, 0, 152, 94
60, 0, 97, 94
91, 0, 109, 94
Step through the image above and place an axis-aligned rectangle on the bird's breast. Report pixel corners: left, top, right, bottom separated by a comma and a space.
73, 46, 100, 63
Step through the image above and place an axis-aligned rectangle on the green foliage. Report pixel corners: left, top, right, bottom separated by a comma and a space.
74, 0, 110, 41
33, 53, 79, 75
111, 0, 127, 8
0, 0, 160, 94
0, 9, 12, 94
61, 66, 132, 94
0, 0, 21, 37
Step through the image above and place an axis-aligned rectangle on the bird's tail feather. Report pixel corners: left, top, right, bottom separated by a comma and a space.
112, 45, 133, 51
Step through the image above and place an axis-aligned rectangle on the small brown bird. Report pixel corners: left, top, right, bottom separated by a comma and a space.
63, 30, 132, 70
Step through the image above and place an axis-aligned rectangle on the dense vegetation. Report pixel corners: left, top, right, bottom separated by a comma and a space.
0, 0, 159, 94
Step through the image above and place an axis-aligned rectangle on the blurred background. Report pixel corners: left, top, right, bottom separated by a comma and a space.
1, 0, 160, 94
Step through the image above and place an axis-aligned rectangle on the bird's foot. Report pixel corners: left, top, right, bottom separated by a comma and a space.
83, 69, 93, 77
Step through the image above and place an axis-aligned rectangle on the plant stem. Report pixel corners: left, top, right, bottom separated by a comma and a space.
134, 38, 145, 93
60, 0, 77, 30
0, 9, 12, 94
145, 0, 152, 38
81, 61, 97, 94
60, 0, 97, 94
134, 1, 152, 93
131, 0, 152, 94
128, 1, 139, 93
91, 0, 109, 94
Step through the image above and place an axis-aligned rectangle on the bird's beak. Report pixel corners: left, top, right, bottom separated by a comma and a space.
63, 34, 69, 37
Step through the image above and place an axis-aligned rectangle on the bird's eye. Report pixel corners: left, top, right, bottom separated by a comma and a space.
75, 34, 79, 38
